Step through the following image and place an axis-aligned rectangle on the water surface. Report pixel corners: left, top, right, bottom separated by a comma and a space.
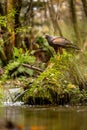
0, 106, 87, 130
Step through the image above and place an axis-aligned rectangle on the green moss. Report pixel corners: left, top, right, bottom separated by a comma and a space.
23, 52, 87, 105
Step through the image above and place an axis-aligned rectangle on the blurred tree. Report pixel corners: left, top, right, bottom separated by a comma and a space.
47, 0, 63, 36
13, 0, 22, 48
0, 0, 87, 64
4, 0, 14, 61
0, 2, 4, 15
81, 0, 87, 17
69, 0, 81, 44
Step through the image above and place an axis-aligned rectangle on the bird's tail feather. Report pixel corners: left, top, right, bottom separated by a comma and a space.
66, 44, 80, 50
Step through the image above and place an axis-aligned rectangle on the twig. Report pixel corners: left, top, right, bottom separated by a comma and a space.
22, 63, 44, 72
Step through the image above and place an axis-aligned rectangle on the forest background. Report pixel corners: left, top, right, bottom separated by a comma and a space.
0, 0, 87, 105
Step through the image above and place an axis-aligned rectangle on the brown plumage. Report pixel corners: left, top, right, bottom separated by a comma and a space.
45, 34, 80, 54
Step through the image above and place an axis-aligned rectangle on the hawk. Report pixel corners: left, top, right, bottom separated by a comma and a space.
45, 34, 80, 54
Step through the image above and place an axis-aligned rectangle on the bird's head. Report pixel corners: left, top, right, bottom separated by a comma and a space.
45, 34, 50, 39
45, 34, 53, 44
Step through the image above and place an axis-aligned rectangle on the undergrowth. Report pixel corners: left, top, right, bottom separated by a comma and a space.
23, 51, 87, 105
2, 47, 36, 80
1, 49, 87, 105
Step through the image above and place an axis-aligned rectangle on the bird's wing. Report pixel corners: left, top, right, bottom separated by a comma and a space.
52, 36, 80, 50
52, 37, 73, 46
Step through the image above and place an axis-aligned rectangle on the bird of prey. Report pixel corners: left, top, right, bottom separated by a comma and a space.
45, 34, 80, 54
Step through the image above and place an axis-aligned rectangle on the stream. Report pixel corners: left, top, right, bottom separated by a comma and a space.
0, 105, 87, 130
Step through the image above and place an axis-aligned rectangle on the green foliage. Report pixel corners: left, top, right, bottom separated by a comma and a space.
8, 9, 16, 18
0, 15, 7, 27
23, 51, 87, 105
2, 47, 36, 80
2, 61, 20, 79
16, 26, 31, 33
35, 36, 54, 56
36, 36, 45, 46
13, 47, 35, 64
0, 9, 16, 28
23, 52, 78, 104
70, 89, 87, 105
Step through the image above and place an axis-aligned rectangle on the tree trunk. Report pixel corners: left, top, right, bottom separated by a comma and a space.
81, 0, 87, 17
47, 0, 63, 36
69, 0, 81, 44
4, 0, 14, 61
13, 0, 22, 48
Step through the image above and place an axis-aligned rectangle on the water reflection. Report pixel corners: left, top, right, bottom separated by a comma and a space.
0, 106, 87, 130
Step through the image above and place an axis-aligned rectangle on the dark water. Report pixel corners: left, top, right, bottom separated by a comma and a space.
0, 106, 87, 130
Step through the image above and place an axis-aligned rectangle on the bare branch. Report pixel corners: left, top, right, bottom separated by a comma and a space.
22, 63, 44, 72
